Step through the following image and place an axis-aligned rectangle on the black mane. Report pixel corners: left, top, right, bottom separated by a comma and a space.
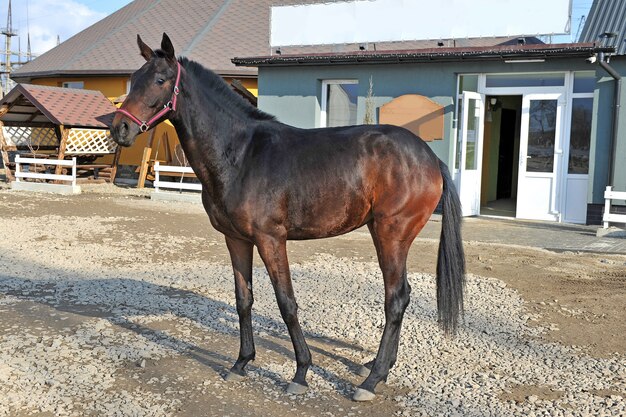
176, 55, 275, 122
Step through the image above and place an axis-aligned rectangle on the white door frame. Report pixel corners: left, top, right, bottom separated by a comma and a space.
457, 91, 485, 216
456, 74, 573, 221
516, 92, 566, 221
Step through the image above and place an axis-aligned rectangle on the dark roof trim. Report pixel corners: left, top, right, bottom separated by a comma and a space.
11, 67, 257, 83
234, 43, 614, 67
11, 69, 137, 82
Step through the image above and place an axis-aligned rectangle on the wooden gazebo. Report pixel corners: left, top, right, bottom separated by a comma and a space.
0, 84, 120, 182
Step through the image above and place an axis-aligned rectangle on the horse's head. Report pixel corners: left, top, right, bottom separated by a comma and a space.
111, 33, 180, 147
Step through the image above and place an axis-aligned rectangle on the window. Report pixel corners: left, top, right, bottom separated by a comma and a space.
568, 72, 594, 175
573, 72, 595, 94
321, 80, 358, 127
486, 73, 565, 88
527, 99, 558, 173
454, 74, 479, 170
568, 97, 593, 174
457, 74, 479, 95
62, 81, 84, 89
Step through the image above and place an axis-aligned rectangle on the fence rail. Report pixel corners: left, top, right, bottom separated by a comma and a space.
15, 155, 77, 187
603, 186, 626, 228
153, 161, 201, 193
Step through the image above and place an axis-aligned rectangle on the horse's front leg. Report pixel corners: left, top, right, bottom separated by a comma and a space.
255, 234, 312, 394
224, 235, 256, 381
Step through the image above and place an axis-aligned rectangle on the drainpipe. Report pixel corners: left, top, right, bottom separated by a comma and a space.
597, 51, 621, 187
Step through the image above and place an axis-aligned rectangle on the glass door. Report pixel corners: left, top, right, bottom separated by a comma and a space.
457, 91, 485, 216
516, 93, 564, 221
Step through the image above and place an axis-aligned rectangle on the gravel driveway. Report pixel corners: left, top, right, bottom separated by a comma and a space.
0, 189, 624, 416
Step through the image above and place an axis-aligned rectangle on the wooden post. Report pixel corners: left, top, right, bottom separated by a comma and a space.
54, 125, 69, 180
0, 108, 14, 182
137, 147, 152, 188
162, 131, 172, 165
137, 128, 156, 188
110, 145, 122, 184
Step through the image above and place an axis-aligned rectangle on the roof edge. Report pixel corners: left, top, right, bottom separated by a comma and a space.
233, 43, 615, 67
11, 69, 136, 82
11, 67, 258, 82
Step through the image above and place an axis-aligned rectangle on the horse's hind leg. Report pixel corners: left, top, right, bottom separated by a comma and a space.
354, 221, 416, 401
224, 236, 256, 381
255, 235, 312, 394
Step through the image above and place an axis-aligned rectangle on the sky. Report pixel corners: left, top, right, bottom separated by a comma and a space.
1, 0, 594, 57
1, 0, 132, 56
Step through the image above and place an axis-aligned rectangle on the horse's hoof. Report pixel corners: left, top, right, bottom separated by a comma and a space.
224, 370, 246, 382
357, 365, 371, 378
286, 381, 308, 395
353, 387, 376, 402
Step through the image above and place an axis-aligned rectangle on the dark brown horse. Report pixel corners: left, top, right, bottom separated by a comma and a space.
111, 33, 465, 401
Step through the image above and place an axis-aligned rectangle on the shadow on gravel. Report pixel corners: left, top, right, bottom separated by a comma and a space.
0, 266, 370, 397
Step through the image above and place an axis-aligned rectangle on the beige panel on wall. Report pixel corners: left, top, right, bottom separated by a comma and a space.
379, 94, 444, 141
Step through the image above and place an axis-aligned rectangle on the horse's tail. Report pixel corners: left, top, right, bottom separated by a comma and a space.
436, 159, 466, 335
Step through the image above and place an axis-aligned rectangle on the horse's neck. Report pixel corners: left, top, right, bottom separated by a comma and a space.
171, 87, 251, 196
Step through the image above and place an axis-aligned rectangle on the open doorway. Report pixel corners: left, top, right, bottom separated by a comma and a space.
480, 95, 522, 217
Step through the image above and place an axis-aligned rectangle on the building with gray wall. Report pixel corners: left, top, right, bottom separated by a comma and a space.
236, 39, 624, 225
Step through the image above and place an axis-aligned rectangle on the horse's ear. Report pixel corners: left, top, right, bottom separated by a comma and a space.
137, 34, 154, 62
161, 33, 175, 60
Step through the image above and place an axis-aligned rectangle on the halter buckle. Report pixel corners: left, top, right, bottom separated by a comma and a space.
173, 86, 180, 95
139, 122, 149, 133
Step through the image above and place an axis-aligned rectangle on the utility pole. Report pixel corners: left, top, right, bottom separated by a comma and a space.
1, 0, 37, 96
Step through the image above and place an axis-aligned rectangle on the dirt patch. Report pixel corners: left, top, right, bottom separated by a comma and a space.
499, 384, 565, 404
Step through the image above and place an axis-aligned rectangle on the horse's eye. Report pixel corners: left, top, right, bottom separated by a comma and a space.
156, 78, 165, 85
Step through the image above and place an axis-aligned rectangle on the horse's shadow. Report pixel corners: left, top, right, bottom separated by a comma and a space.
0, 257, 541, 401
0, 269, 370, 399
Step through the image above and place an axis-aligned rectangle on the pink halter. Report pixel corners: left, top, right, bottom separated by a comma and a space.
116, 61, 182, 133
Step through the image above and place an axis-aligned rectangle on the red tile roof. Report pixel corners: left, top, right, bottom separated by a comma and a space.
1, 84, 117, 129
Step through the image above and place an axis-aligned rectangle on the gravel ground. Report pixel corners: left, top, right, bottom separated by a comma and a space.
0, 189, 624, 416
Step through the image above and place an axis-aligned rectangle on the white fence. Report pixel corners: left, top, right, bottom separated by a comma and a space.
15, 155, 77, 186
12, 155, 80, 194
603, 186, 626, 228
153, 161, 201, 193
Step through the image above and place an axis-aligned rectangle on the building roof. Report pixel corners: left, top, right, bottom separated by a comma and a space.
14, 0, 350, 81
579, 0, 626, 55
12, 0, 558, 82
233, 43, 611, 67
0, 84, 117, 129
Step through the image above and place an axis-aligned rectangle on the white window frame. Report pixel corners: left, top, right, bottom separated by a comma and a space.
564, 74, 594, 176
62, 81, 84, 89
320, 79, 358, 128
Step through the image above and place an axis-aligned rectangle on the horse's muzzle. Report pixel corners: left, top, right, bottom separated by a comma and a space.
110, 118, 137, 147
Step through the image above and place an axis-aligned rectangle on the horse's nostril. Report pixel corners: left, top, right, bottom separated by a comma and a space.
121, 121, 129, 135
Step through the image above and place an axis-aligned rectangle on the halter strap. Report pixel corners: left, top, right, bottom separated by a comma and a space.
116, 61, 182, 133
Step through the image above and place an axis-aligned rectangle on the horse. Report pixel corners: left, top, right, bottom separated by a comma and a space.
111, 33, 465, 402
